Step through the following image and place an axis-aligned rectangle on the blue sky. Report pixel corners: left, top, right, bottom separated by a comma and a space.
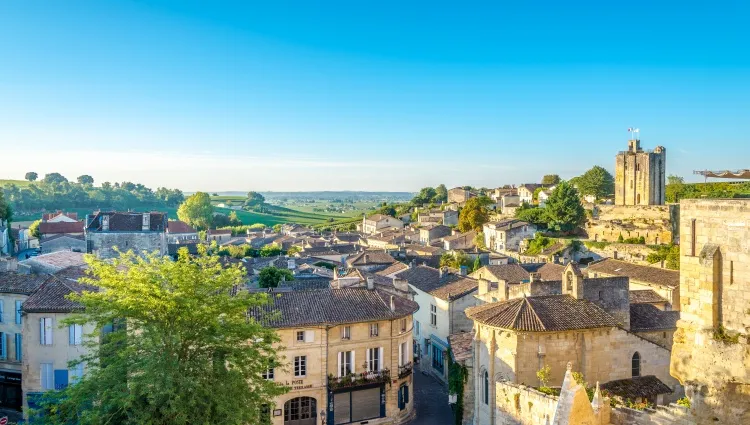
1, 1, 749, 191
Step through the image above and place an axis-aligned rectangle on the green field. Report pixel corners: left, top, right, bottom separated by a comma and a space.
0, 179, 32, 188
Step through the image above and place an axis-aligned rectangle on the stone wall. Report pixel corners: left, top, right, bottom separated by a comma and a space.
585, 205, 677, 245
494, 381, 559, 425
87, 232, 167, 259
670, 198, 750, 424
585, 242, 659, 266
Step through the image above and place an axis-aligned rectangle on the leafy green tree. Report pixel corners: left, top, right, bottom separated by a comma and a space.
258, 266, 294, 288
25, 172, 38, 181
543, 181, 585, 233
228, 211, 242, 226
576, 166, 614, 200
515, 203, 548, 229
77, 175, 94, 185
434, 184, 448, 203
411, 187, 437, 206
245, 191, 266, 207
272, 224, 283, 233
177, 192, 214, 230
667, 175, 684, 185
0, 192, 11, 222
212, 213, 232, 228
472, 256, 482, 273
28, 219, 41, 238
259, 243, 282, 257
286, 245, 302, 255
373, 204, 396, 217
646, 244, 680, 270
439, 252, 472, 269
541, 175, 561, 185
458, 196, 491, 232
533, 187, 544, 202
37, 249, 287, 425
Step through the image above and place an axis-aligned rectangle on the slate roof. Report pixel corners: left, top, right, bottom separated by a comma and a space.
474, 264, 530, 283
376, 262, 410, 276
22, 275, 98, 313
448, 332, 474, 363
629, 289, 668, 305
208, 229, 233, 236
629, 304, 680, 331
465, 295, 618, 332
250, 288, 419, 328
587, 259, 679, 289
600, 376, 673, 400
0, 272, 48, 295
346, 251, 396, 267
86, 211, 167, 232
40, 234, 85, 243
167, 220, 196, 234
38, 221, 84, 235
430, 274, 479, 301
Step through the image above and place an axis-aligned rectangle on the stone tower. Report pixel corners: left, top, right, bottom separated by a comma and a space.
614, 138, 666, 205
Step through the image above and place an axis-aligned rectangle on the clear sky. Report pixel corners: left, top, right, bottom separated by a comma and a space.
1, 1, 749, 192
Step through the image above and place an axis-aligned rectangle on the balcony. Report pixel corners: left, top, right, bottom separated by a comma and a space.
398, 362, 413, 379
328, 369, 391, 390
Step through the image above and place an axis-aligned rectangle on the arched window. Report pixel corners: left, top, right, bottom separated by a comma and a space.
483, 371, 489, 404
566, 271, 573, 291
632, 352, 641, 377
284, 397, 317, 425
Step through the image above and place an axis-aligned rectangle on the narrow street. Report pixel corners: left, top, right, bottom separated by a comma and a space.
409, 370, 455, 425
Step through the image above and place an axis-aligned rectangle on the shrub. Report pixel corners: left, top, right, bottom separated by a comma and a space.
677, 397, 691, 408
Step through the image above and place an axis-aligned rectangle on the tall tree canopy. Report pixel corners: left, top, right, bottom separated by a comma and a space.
258, 266, 294, 288
434, 184, 448, 203
177, 192, 215, 230
541, 174, 561, 185
543, 181, 586, 233
245, 191, 266, 207
77, 175, 94, 185
38, 249, 286, 425
42, 172, 68, 185
458, 196, 492, 232
25, 172, 38, 181
575, 166, 614, 200
0, 192, 11, 222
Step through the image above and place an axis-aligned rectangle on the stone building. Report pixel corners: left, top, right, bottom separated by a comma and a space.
362, 214, 404, 235
448, 187, 477, 204
587, 258, 680, 310
483, 219, 536, 254
585, 204, 677, 246
251, 287, 418, 425
84, 211, 168, 259
614, 139, 666, 206
670, 199, 750, 423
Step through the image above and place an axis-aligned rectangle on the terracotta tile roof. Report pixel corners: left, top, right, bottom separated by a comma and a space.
485, 219, 530, 232
601, 376, 673, 400
208, 229, 233, 236
20, 251, 86, 273
403, 244, 444, 255
443, 230, 476, 243
250, 288, 419, 328
38, 221, 84, 235
0, 272, 48, 295
333, 233, 362, 243
394, 265, 440, 292
629, 304, 679, 331
43, 212, 78, 221
473, 264, 529, 283
465, 295, 618, 332
167, 220, 196, 234
448, 332, 474, 363
587, 259, 679, 289
376, 262, 409, 276
346, 251, 396, 267
86, 212, 167, 232
22, 275, 98, 313
536, 263, 565, 281
365, 214, 395, 222
430, 274, 479, 301
54, 266, 90, 282
278, 277, 332, 291
629, 289, 668, 305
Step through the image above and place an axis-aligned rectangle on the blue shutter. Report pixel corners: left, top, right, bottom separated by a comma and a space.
15, 333, 21, 361
15, 300, 22, 324
54, 369, 69, 390
0, 300, 4, 323
404, 385, 409, 404
0, 332, 5, 360
398, 386, 404, 409
69, 325, 74, 345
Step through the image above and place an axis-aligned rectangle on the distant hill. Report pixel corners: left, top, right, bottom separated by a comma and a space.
208, 191, 414, 201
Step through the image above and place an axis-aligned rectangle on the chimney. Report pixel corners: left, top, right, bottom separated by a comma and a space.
390, 295, 395, 312
529, 272, 541, 283
409, 260, 415, 269
439, 267, 446, 278
142, 213, 150, 231
364, 254, 369, 263
287, 258, 296, 270
478, 278, 490, 295
366, 276, 375, 290
393, 278, 408, 293
459, 265, 468, 276
102, 214, 110, 231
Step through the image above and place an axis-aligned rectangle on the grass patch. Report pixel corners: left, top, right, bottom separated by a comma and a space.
0, 179, 32, 188
713, 325, 740, 344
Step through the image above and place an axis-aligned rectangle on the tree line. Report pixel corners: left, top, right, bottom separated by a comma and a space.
0, 172, 184, 215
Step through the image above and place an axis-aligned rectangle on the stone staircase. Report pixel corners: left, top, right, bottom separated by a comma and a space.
646, 403, 695, 425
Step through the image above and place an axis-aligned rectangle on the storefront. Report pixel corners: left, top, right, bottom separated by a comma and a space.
0, 370, 22, 410
329, 383, 385, 425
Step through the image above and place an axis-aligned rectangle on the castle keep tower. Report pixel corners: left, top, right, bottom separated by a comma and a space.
614, 138, 666, 205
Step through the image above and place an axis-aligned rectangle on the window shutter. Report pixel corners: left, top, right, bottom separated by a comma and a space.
366, 349, 371, 372
0, 332, 5, 360
351, 351, 355, 375
404, 385, 409, 404
15, 301, 21, 324
304, 330, 314, 343
398, 386, 404, 409
379, 347, 383, 370
39, 318, 44, 345
54, 369, 69, 390
337, 352, 342, 377
15, 333, 21, 361
69, 325, 74, 345
0, 300, 4, 323
398, 343, 403, 367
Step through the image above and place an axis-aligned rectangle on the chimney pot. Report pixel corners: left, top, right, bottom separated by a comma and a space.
459, 265, 468, 276
389, 295, 395, 312
366, 276, 375, 290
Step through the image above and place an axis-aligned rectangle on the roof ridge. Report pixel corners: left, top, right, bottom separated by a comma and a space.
509, 298, 528, 330
523, 297, 546, 331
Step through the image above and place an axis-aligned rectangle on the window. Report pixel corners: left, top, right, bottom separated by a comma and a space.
483, 371, 489, 404
339, 351, 354, 376
430, 304, 437, 326
285, 397, 316, 424
0, 333, 6, 360
399, 341, 408, 366
400, 318, 407, 333
0, 300, 4, 323
296, 331, 305, 342
690, 219, 696, 256
399, 384, 410, 410
366, 347, 382, 372
41, 363, 54, 390
262, 367, 274, 380
294, 356, 307, 377
69, 324, 83, 346
415, 320, 420, 336
369, 323, 379, 337
15, 300, 22, 324
341, 326, 351, 340
40, 317, 53, 345
432, 344, 444, 373
15, 333, 21, 361
70, 363, 84, 384
296, 330, 314, 343
632, 352, 641, 377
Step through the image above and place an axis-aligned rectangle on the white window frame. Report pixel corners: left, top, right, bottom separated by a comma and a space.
341, 326, 351, 340
366, 347, 383, 372
369, 323, 379, 337
69, 324, 83, 346
400, 318, 407, 333
40, 317, 53, 346
294, 356, 307, 377
399, 341, 409, 366
338, 350, 355, 376
41, 363, 54, 390
430, 304, 437, 327
262, 367, 274, 381
70, 363, 84, 384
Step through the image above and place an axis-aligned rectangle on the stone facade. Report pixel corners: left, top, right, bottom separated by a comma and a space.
449, 188, 477, 204
87, 231, 167, 259
614, 139, 666, 206
670, 199, 750, 424
585, 205, 677, 246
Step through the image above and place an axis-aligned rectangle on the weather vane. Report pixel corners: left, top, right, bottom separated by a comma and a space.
627, 127, 640, 140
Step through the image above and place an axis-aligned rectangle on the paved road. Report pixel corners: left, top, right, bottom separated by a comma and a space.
409, 370, 454, 425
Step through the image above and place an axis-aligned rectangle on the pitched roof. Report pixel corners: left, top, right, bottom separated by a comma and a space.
346, 251, 396, 267
629, 304, 680, 331
587, 259, 679, 289
20, 251, 86, 273
167, 220, 196, 234
536, 263, 566, 281
278, 278, 332, 291
333, 233, 362, 243
485, 219, 530, 232
22, 275, 98, 313
600, 376, 673, 400
366, 214, 394, 222
38, 221, 84, 235
376, 262, 410, 276
43, 212, 79, 221
0, 272, 48, 295
430, 274, 479, 301
250, 288, 419, 328
40, 234, 85, 243
443, 230, 476, 243
465, 295, 619, 332
394, 265, 441, 292
448, 332, 474, 363
208, 229, 232, 235
629, 289, 668, 305
474, 264, 530, 283
86, 212, 167, 232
